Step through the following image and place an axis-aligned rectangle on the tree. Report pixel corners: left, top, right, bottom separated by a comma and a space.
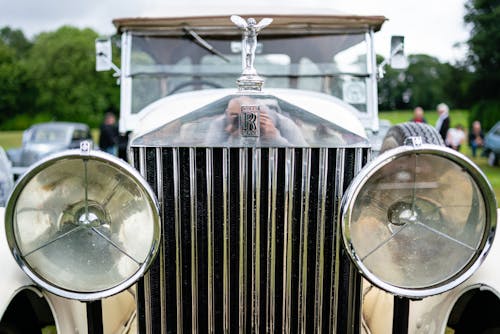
27, 26, 119, 127
0, 40, 36, 127
464, 0, 500, 130
378, 54, 461, 111
0, 27, 32, 56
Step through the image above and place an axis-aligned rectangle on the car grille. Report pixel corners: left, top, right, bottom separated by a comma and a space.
131, 146, 370, 333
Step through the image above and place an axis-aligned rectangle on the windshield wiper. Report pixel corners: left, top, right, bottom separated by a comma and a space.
183, 27, 230, 63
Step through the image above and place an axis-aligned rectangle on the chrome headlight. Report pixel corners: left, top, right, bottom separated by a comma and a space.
342, 145, 496, 298
5, 147, 161, 300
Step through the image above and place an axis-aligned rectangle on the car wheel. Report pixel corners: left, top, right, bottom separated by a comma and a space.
487, 152, 498, 167
380, 122, 444, 153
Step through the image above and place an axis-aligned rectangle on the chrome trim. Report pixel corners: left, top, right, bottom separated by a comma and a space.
189, 148, 199, 333
251, 148, 262, 332
238, 148, 248, 332
282, 148, 294, 333
222, 148, 230, 333
172, 148, 183, 333
4, 149, 161, 301
156, 147, 167, 334
266, 148, 278, 333
298, 148, 311, 333
140, 147, 152, 334
206, 148, 215, 333
331, 148, 345, 332
313, 149, 328, 333
341, 144, 497, 298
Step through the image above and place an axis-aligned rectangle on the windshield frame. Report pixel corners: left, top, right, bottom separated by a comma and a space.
118, 26, 379, 134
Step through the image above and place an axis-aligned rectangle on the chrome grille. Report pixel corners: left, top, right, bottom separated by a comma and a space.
131, 146, 369, 333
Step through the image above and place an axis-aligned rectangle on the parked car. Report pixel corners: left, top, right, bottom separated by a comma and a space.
485, 121, 500, 166
0, 7, 498, 334
7, 122, 93, 177
0, 147, 13, 207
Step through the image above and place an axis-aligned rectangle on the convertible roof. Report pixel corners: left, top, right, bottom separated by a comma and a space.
113, 6, 386, 33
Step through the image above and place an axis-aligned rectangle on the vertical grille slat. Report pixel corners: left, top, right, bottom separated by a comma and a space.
133, 146, 368, 334
189, 148, 199, 333
313, 149, 328, 333
139, 148, 153, 334
282, 148, 295, 334
251, 149, 262, 332
162, 148, 177, 334
222, 148, 231, 333
206, 149, 215, 334
298, 148, 311, 334
331, 148, 345, 334
156, 147, 167, 334
266, 148, 278, 334
173, 148, 184, 334
238, 148, 248, 333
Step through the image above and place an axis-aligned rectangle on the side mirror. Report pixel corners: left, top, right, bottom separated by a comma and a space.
95, 37, 112, 72
389, 35, 408, 70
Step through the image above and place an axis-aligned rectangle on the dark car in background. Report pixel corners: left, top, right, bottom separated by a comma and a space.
7, 122, 93, 177
485, 121, 500, 166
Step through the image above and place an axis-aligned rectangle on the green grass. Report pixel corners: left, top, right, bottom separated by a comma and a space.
0, 129, 100, 151
379, 109, 469, 129
0, 131, 23, 150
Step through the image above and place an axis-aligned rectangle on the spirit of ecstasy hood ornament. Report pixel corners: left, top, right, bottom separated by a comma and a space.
231, 15, 273, 91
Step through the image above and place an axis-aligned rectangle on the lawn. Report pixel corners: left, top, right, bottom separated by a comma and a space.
379, 109, 470, 129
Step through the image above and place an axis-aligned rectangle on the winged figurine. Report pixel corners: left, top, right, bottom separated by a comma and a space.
231, 15, 273, 75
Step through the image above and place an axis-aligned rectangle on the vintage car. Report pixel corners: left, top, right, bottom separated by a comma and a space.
7, 122, 94, 178
0, 147, 13, 207
485, 121, 500, 166
1, 6, 499, 334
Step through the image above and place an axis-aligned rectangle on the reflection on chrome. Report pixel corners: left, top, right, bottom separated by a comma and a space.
133, 94, 368, 148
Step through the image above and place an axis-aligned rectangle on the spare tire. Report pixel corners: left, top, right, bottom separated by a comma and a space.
380, 122, 445, 153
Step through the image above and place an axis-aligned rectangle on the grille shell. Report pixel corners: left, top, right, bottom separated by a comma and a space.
131, 146, 369, 333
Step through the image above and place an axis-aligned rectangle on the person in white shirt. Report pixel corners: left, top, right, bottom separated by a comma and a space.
446, 124, 466, 151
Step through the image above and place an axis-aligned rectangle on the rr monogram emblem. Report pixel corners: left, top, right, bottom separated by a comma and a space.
240, 105, 260, 137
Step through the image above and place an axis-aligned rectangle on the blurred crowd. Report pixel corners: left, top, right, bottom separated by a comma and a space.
410, 103, 485, 156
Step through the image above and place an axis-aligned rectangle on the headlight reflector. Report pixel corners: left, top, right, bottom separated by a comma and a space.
5, 150, 160, 300
342, 145, 496, 298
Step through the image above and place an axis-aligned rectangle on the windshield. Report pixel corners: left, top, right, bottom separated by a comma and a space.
28, 128, 68, 143
129, 32, 370, 114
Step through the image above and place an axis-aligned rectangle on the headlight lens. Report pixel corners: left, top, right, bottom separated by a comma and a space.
5, 149, 160, 300
342, 145, 496, 298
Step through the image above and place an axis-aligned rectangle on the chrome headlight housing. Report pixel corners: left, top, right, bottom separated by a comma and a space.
342, 144, 496, 298
5, 147, 161, 300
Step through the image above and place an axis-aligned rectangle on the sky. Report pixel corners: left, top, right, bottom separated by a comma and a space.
0, 0, 470, 63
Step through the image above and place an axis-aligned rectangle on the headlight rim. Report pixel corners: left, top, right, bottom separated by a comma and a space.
341, 144, 497, 298
5, 149, 161, 301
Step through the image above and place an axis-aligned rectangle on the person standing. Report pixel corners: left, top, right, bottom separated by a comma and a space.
99, 112, 119, 155
469, 120, 485, 157
435, 103, 450, 141
411, 106, 427, 123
